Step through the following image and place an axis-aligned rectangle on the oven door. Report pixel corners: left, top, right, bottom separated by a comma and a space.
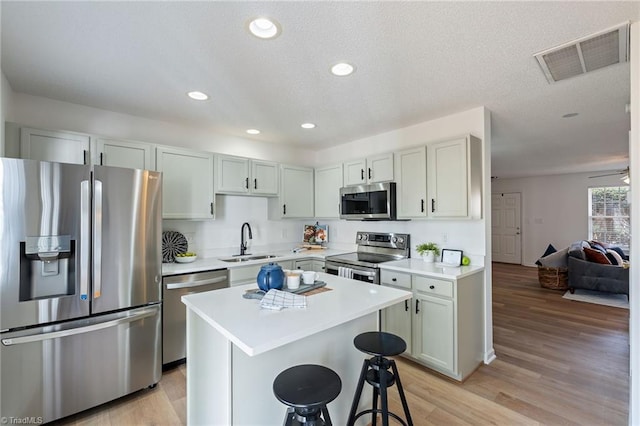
325, 261, 379, 284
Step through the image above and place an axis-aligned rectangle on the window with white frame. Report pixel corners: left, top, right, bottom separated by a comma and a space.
588, 186, 630, 252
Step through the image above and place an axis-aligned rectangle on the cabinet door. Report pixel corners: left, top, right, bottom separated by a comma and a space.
413, 292, 454, 373
157, 147, 215, 219
251, 160, 279, 196
311, 260, 325, 273
20, 127, 89, 165
216, 155, 250, 194
343, 159, 367, 186
381, 291, 412, 355
96, 138, 154, 170
395, 147, 427, 218
427, 138, 468, 217
367, 153, 394, 183
294, 260, 313, 271
280, 165, 314, 218
314, 164, 343, 218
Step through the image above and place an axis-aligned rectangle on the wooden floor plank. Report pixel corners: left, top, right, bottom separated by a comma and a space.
52, 263, 629, 425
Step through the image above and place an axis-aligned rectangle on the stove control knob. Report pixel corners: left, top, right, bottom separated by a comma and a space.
398, 237, 404, 244
357, 234, 363, 240
391, 236, 398, 243
362, 234, 368, 240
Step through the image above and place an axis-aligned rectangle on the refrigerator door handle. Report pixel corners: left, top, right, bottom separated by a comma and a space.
80, 180, 91, 300
93, 179, 103, 299
1, 308, 157, 346
165, 275, 228, 290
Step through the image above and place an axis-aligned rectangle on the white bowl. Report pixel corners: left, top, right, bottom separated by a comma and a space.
175, 255, 197, 263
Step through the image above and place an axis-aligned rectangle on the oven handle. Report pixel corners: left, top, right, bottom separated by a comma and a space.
325, 263, 377, 277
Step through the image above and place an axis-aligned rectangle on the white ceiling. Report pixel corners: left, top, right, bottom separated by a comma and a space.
1, 2, 638, 178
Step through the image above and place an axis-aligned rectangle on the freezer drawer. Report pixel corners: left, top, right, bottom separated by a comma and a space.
163, 269, 228, 364
0, 304, 162, 424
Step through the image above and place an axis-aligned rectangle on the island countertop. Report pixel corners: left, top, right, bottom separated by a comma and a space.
181, 272, 412, 357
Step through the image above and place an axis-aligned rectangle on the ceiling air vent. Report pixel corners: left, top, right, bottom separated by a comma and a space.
534, 22, 629, 83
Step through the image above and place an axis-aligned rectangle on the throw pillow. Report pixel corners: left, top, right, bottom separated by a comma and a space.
583, 247, 612, 265
606, 249, 624, 266
588, 241, 608, 254
609, 246, 628, 261
535, 244, 557, 266
538, 247, 568, 268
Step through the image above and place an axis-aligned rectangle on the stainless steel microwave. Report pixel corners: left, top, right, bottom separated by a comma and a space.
339, 182, 397, 220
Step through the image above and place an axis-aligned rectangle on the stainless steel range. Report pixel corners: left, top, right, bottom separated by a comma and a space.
325, 232, 410, 284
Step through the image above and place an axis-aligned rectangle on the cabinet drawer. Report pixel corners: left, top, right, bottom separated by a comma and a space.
380, 270, 411, 289
414, 276, 453, 298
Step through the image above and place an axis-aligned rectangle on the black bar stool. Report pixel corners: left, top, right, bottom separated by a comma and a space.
347, 331, 413, 426
273, 364, 342, 426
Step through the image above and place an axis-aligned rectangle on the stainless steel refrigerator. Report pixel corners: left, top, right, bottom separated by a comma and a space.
0, 158, 163, 423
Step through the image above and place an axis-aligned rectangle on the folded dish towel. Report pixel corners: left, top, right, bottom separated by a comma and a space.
338, 266, 354, 279
260, 289, 307, 311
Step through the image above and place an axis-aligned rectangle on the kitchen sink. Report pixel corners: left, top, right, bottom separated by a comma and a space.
219, 254, 280, 263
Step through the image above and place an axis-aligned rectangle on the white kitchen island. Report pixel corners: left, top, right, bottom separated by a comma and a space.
181, 273, 412, 426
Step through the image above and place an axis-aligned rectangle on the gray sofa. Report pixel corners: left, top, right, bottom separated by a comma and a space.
567, 241, 629, 297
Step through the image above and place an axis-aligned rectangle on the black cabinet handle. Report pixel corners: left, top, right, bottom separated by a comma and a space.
283, 204, 286, 215
360, 169, 364, 180
254, 178, 257, 190
404, 300, 409, 311
392, 278, 397, 282
429, 285, 435, 290
83, 150, 88, 165
431, 199, 435, 213
245, 177, 249, 189
368, 168, 372, 180
99, 152, 104, 165
421, 199, 425, 212
210, 202, 214, 215
416, 299, 420, 314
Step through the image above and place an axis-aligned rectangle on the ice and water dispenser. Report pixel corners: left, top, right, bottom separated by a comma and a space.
19, 235, 75, 301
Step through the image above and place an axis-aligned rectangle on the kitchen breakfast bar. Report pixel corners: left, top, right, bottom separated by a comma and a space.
181, 273, 412, 425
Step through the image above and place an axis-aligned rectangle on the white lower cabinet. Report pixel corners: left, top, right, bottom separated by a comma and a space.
293, 259, 325, 272
380, 269, 483, 381
229, 260, 294, 287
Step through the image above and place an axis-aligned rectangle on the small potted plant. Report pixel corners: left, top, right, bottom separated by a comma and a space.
416, 242, 440, 263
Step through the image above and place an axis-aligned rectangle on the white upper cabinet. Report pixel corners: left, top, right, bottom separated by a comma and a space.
395, 146, 427, 218
96, 138, 155, 170
20, 127, 90, 165
216, 155, 278, 196
156, 146, 215, 220
270, 164, 314, 219
427, 135, 482, 219
343, 153, 394, 186
314, 164, 343, 219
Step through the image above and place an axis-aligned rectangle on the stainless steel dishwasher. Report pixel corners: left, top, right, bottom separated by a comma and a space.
163, 269, 228, 365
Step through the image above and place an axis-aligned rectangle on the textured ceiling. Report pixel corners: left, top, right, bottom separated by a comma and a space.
1, 1, 638, 178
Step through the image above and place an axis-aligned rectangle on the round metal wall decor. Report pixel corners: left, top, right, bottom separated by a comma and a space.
162, 231, 188, 263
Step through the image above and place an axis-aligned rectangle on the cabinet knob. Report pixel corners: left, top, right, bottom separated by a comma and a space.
429, 285, 435, 290
392, 278, 397, 282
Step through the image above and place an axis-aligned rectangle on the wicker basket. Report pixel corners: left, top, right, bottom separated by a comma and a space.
538, 266, 569, 290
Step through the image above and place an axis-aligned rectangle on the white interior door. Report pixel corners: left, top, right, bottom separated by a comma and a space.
492, 192, 522, 264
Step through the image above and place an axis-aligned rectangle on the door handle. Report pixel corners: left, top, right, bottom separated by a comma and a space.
166, 275, 228, 290
80, 180, 90, 301
93, 179, 103, 299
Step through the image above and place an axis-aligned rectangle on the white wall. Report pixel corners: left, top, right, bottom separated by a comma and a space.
492, 171, 628, 266
9, 92, 315, 165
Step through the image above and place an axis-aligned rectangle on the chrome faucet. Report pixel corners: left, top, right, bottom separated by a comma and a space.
240, 222, 253, 256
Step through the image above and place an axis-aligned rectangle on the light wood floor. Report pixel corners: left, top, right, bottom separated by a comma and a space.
53, 263, 629, 425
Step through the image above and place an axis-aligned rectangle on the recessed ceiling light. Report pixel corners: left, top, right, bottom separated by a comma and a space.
246, 129, 261, 135
248, 18, 280, 39
562, 112, 579, 118
331, 62, 355, 76
187, 91, 209, 101
301, 123, 316, 129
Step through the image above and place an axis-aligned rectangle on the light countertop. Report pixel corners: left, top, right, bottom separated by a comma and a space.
162, 248, 350, 276
181, 272, 412, 357
379, 259, 484, 279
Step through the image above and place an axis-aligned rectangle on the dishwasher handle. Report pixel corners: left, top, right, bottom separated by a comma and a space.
165, 275, 228, 290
